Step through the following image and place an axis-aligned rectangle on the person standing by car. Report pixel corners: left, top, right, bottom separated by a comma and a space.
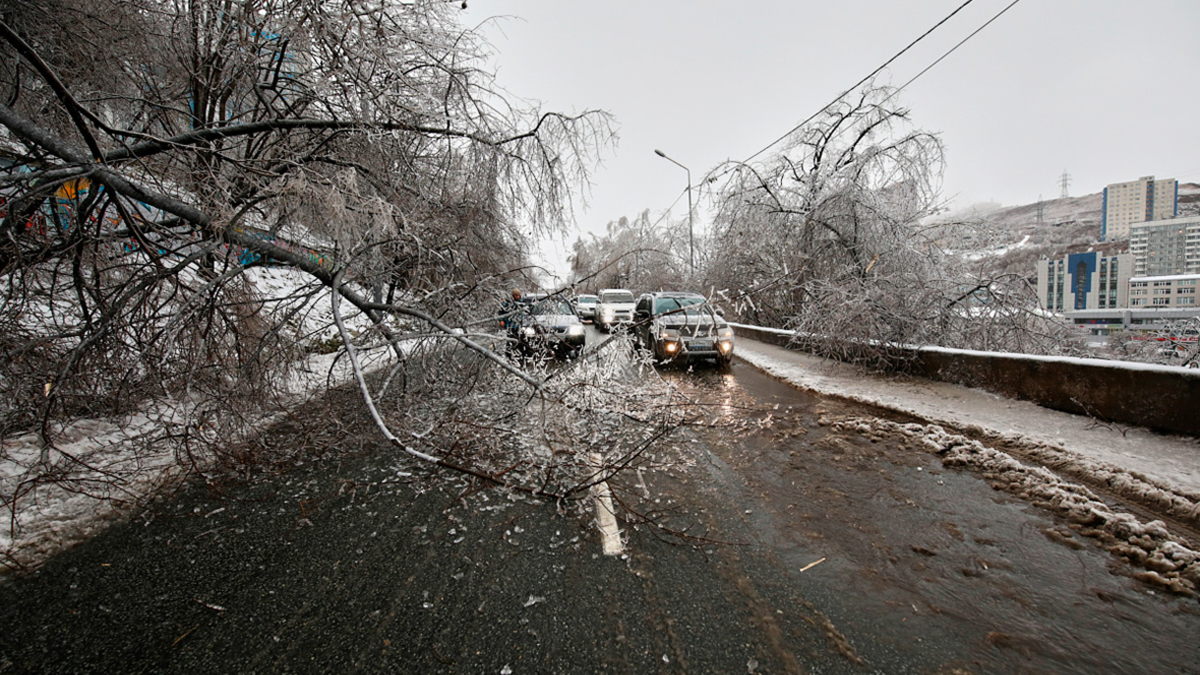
499, 288, 524, 330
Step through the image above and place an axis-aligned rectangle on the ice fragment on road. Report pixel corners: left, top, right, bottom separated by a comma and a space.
523, 595, 545, 608
799, 557, 826, 572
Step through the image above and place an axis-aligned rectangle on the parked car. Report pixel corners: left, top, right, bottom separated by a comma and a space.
595, 288, 636, 331
507, 295, 586, 358
633, 292, 734, 365
572, 294, 599, 322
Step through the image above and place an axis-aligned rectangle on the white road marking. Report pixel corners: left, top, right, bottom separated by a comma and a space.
589, 453, 624, 556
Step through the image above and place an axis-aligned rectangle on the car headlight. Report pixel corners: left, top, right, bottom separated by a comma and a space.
521, 326, 536, 336
602, 308, 615, 317
568, 324, 584, 336
717, 326, 734, 338
660, 327, 680, 338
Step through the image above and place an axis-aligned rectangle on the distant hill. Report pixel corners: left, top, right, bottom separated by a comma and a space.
1179, 182, 1200, 215
939, 182, 1200, 278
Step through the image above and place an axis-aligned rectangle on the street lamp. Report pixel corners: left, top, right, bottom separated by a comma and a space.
654, 149, 694, 274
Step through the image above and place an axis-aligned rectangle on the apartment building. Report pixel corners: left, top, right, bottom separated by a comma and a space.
1037, 252, 1132, 312
1128, 215, 1200, 277
1101, 176, 1178, 241
1127, 274, 1200, 308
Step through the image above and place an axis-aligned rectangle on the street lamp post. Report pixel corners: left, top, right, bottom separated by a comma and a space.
654, 149, 694, 274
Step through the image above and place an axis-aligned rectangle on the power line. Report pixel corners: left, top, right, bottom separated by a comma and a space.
894, 0, 1023, 92
740, 0, 979, 166
711, 0, 1023, 188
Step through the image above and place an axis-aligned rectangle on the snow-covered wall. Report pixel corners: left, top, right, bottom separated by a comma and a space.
731, 324, 1200, 437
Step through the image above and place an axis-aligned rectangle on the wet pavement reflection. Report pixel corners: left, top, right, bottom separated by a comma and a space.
628, 358, 1200, 674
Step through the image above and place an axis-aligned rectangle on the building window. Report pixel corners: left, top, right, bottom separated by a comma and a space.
1153, 297, 1171, 305
1180, 297, 1195, 305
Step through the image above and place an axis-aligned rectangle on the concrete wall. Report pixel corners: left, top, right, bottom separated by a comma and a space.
732, 324, 1200, 436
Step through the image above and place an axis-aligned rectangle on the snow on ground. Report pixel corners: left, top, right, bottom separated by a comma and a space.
736, 337, 1200, 595
0, 268, 393, 575
824, 414, 1200, 595
736, 339, 1200, 498
964, 233, 1031, 261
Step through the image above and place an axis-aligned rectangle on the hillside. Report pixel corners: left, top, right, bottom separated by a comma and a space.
942, 182, 1200, 277
1179, 182, 1200, 215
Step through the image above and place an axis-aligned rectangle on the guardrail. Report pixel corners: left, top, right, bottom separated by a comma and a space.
731, 323, 1200, 437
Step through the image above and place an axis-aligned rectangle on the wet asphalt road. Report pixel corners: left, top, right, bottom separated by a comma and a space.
2, 330, 1199, 674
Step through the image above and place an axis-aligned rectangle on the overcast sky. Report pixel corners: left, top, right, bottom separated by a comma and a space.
466, 0, 1200, 275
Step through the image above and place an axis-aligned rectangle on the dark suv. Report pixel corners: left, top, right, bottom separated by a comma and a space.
633, 292, 734, 365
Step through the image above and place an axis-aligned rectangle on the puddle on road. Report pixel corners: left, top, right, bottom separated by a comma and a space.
640, 361, 1200, 674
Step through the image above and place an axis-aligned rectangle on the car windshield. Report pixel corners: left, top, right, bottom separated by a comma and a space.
530, 298, 573, 315
577, 296, 597, 305
655, 296, 710, 315
600, 291, 634, 303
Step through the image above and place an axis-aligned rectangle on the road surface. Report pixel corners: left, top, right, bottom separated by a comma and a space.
1, 329, 1197, 674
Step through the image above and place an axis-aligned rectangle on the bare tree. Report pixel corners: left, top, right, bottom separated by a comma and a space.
568, 209, 688, 292
0, 0, 711, 569
1105, 318, 1200, 368
705, 83, 1081, 366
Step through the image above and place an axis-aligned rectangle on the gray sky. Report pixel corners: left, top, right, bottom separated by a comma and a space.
467, 0, 1200, 273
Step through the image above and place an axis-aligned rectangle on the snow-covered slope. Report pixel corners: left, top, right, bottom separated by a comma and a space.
945, 182, 1200, 269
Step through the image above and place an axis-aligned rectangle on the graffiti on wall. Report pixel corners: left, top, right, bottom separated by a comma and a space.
1, 176, 333, 270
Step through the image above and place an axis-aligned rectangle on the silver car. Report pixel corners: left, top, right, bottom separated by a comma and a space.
633, 292, 734, 365
572, 294, 599, 322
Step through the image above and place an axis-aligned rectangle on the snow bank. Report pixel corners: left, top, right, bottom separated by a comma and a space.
733, 323, 1200, 436
0, 267, 397, 575
732, 322, 1200, 376
738, 337, 1200, 504
1, 404, 190, 572
826, 414, 1200, 597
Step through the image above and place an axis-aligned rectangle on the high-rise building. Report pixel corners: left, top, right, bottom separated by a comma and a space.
1129, 215, 1200, 277
1101, 176, 1178, 241
1037, 252, 1132, 311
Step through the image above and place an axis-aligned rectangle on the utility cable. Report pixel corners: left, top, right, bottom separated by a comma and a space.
709, 0, 1022, 191
739, 0, 979, 166
895, 0, 1022, 93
